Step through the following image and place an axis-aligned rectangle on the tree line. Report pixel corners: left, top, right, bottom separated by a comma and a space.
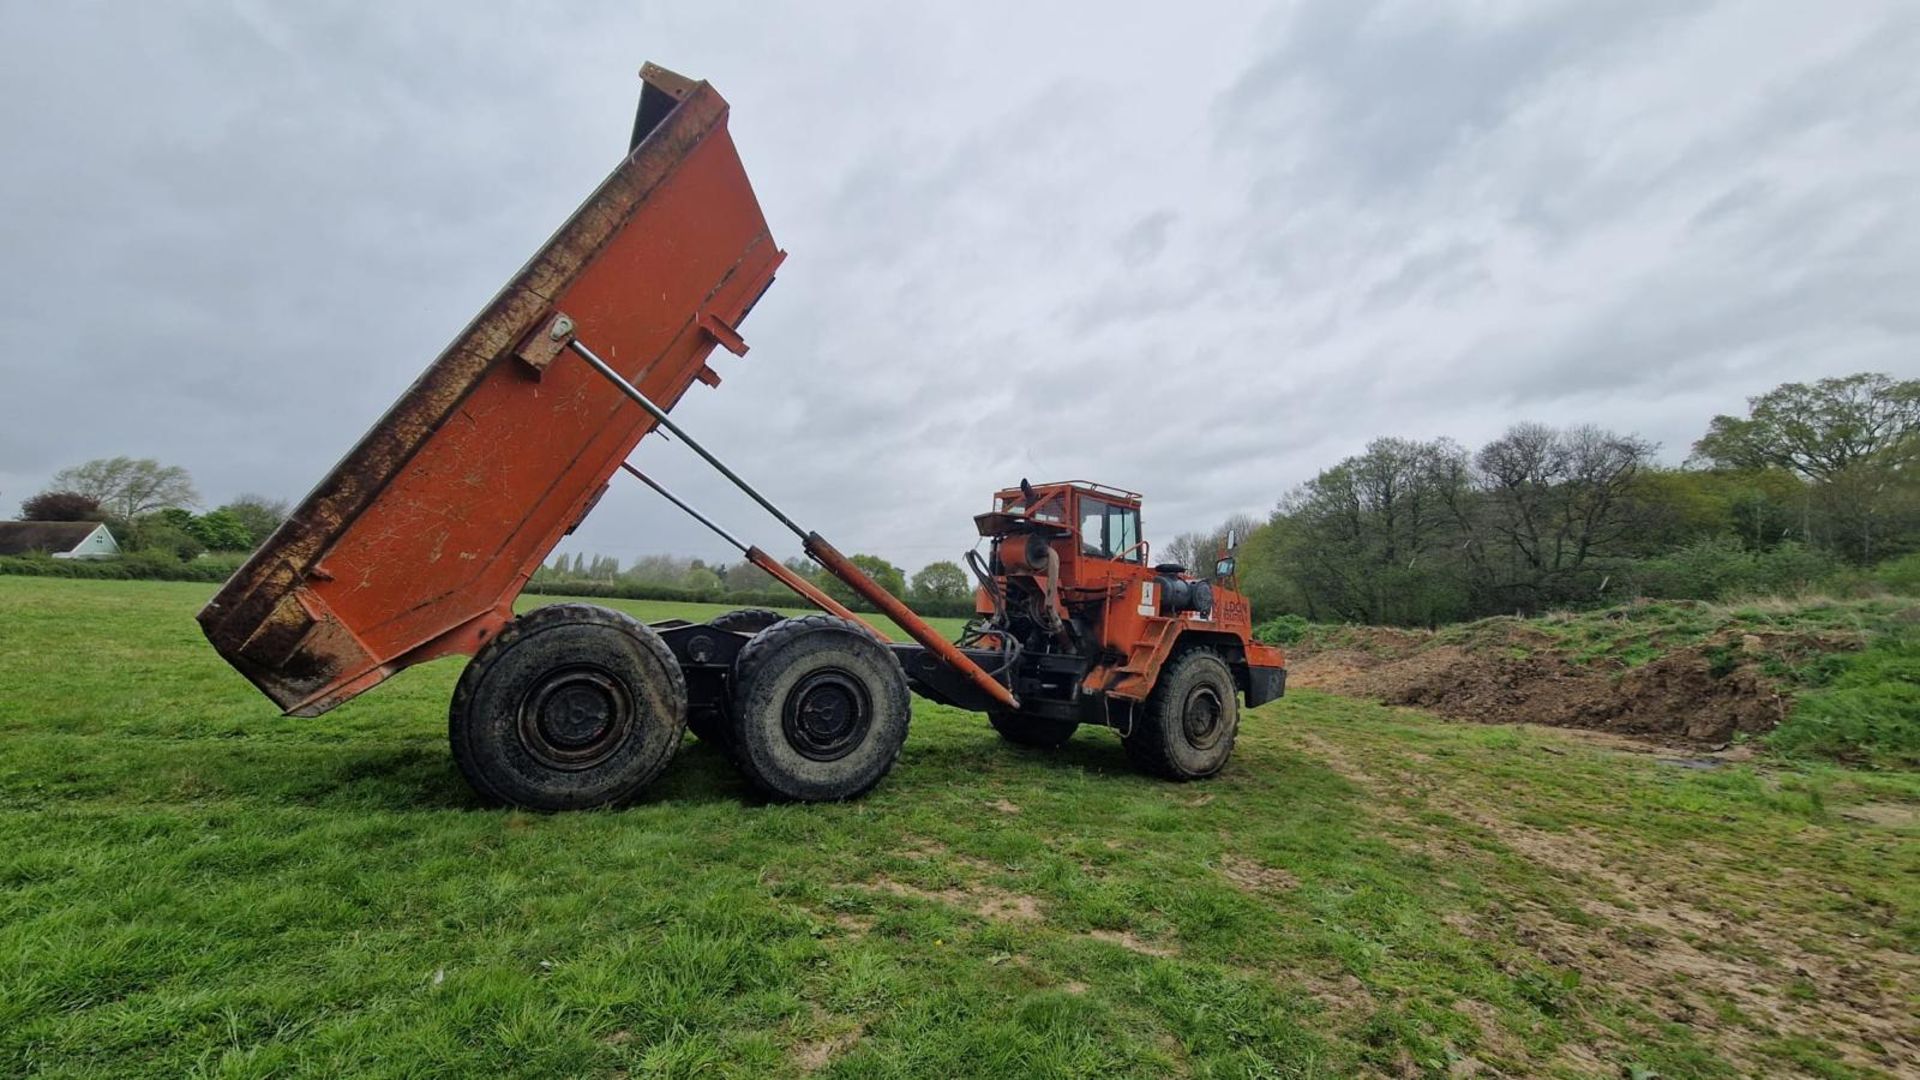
1170, 373, 1920, 627
529, 550, 977, 616
17, 373, 1915, 627
14, 456, 287, 564
10, 455, 981, 614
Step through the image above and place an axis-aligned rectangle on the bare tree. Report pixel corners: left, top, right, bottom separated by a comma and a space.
1163, 512, 1261, 573
1163, 531, 1207, 572
1279, 437, 1472, 623
1465, 424, 1655, 608
48, 457, 199, 521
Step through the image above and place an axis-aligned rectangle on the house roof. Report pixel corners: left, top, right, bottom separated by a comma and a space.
0, 520, 107, 556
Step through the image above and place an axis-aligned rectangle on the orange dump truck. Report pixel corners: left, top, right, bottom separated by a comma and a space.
201, 64, 1282, 811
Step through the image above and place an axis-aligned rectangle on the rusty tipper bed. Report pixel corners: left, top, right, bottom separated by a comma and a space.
199, 65, 784, 719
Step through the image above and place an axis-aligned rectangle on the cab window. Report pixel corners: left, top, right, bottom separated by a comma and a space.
1078, 497, 1142, 562
1004, 491, 1066, 526
1079, 500, 1108, 555
1110, 503, 1140, 561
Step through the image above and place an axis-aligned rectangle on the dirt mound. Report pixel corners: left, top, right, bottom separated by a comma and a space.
1290, 632, 1812, 744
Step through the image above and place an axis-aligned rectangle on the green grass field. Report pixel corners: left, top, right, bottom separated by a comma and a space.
1, 578, 1915, 1078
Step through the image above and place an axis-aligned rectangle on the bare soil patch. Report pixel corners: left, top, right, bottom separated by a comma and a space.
1088, 928, 1178, 957
1217, 854, 1299, 893
1288, 622, 1850, 744
792, 1008, 864, 1073
865, 875, 1043, 924
1839, 802, 1920, 828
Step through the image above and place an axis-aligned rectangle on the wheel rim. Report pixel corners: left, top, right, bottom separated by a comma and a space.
1181, 685, 1226, 750
781, 668, 871, 762
518, 665, 634, 770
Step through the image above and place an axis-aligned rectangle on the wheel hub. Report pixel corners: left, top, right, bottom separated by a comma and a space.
1182, 686, 1225, 750
782, 668, 870, 762
519, 666, 634, 770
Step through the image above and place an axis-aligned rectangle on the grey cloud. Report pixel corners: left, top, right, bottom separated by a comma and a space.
2, 1, 1915, 573
1217, 0, 1706, 194
1116, 210, 1174, 266
1362, 241, 1489, 312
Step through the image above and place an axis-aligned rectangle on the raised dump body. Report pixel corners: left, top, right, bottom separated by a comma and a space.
198, 65, 783, 717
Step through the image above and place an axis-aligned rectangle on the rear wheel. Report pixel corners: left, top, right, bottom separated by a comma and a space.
988, 710, 1078, 749
449, 603, 686, 810
1122, 649, 1239, 781
728, 615, 910, 801
708, 607, 784, 634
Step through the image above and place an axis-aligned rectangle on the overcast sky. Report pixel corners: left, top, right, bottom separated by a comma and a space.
2, 1, 1916, 572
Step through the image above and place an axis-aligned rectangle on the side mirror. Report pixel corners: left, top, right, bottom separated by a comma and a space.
1214, 556, 1236, 579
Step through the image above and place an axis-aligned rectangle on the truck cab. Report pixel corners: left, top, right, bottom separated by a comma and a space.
901, 480, 1286, 739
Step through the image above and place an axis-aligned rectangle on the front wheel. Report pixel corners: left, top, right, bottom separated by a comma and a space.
727, 615, 911, 801
1122, 649, 1239, 781
449, 604, 687, 810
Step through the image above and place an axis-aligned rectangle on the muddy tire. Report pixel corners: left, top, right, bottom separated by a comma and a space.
988, 710, 1078, 749
449, 603, 687, 810
727, 614, 910, 801
708, 607, 785, 634
1122, 649, 1238, 781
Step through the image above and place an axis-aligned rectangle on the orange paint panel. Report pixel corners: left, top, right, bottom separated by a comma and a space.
198, 73, 784, 716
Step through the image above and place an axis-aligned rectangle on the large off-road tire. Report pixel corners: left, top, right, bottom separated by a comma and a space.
449, 603, 687, 810
1122, 649, 1239, 781
708, 607, 785, 634
988, 710, 1079, 749
727, 614, 911, 801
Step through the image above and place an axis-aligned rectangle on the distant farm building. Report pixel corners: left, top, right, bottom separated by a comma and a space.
0, 521, 121, 559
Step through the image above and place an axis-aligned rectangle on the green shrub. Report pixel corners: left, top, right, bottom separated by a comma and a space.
1622, 539, 1839, 602
1254, 614, 1313, 645
129, 520, 206, 561
1872, 552, 1920, 596
119, 549, 192, 577
1768, 630, 1920, 768
196, 552, 251, 576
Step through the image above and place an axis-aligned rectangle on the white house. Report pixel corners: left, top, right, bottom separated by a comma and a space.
0, 521, 122, 559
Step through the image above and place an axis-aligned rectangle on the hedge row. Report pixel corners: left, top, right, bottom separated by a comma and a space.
0, 552, 245, 582
520, 578, 810, 610
521, 576, 979, 619
0, 556, 980, 620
